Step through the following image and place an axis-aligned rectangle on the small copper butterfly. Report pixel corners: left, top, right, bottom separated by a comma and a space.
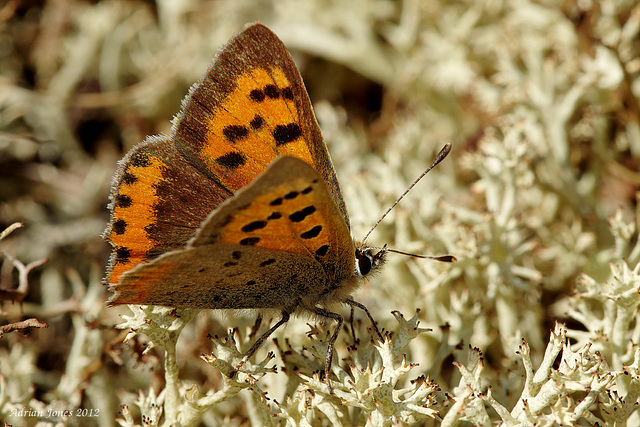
105, 23, 452, 387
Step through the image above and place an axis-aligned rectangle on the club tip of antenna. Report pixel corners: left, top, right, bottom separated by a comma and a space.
433, 255, 457, 263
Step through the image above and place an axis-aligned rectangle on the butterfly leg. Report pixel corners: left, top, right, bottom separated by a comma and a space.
230, 311, 290, 379
345, 299, 384, 342
312, 307, 343, 391
348, 304, 357, 344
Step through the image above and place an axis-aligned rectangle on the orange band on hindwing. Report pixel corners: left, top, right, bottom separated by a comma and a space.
106, 137, 228, 285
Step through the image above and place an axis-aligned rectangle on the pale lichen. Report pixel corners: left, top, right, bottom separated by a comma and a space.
1, 0, 640, 425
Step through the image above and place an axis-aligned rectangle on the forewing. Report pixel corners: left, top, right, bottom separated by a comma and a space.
173, 23, 350, 228
193, 156, 355, 283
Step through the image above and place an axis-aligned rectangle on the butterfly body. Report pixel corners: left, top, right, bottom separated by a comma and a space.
105, 23, 387, 386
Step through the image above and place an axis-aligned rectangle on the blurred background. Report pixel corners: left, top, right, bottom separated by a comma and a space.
1, 0, 639, 425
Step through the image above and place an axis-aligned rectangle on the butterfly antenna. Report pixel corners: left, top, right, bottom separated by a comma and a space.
366, 245, 457, 263
362, 143, 452, 244
386, 248, 456, 263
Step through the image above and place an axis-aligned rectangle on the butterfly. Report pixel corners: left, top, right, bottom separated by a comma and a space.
105, 23, 452, 388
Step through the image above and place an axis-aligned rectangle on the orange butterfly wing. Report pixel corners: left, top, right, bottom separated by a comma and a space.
174, 23, 349, 225
106, 24, 355, 306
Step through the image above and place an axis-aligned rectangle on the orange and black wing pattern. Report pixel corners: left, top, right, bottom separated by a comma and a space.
173, 23, 349, 227
108, 157, 355, 309
105, 137, 229, 285
105, 23, 349, 287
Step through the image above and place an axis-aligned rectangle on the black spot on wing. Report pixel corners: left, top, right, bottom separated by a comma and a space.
249, 89, 265, 102
216, 152, 246, 169
241, 220, 267, 232
289, 206, 316, 222
112, 219, 127, 235
223, 125, 249, 142
260, 259, 276, 267
240, 237, 260, 246
122, 172, 137, 185
267, 212, 282, 220
250, 115, 264, 130
315, 245, 329, 257
116, 247, 131, 262
281, 87, 294, 100
264, 84, 279, 98
273, 124, 302, 146
115, 194, 132, 208
301, 225, 322, 239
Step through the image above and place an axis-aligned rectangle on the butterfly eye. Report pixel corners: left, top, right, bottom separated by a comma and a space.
355, 249, 374, 277
357, 252, 372, 276
355, 247, 388, 278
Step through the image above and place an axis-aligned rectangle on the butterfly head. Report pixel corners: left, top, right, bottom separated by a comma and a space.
354, 243, 388, 278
